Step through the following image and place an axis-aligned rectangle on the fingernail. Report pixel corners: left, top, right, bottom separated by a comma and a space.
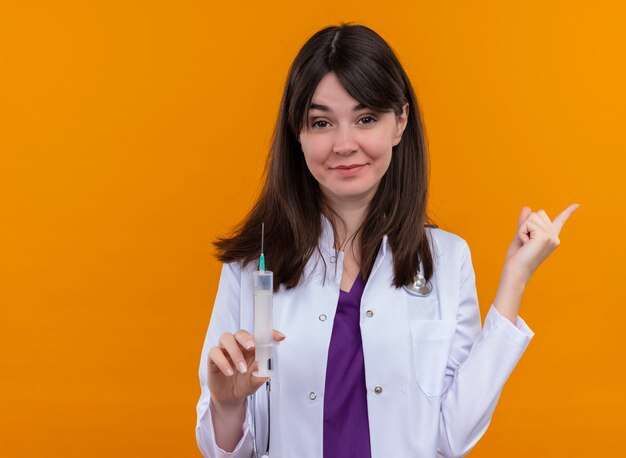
245, 341, 255, 350
238, 362, 248, 374
276, 331, 285, 338
226, 368, 234, 377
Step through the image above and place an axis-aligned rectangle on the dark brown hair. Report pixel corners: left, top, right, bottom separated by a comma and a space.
214, 23, 439, 291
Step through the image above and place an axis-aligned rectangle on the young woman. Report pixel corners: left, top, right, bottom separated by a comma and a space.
195, 23, 578, 458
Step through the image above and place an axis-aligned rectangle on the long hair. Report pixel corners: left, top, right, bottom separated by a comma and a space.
214, 23, 439, 291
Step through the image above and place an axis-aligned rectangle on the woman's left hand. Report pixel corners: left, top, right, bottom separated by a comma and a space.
503, 203, 580, 285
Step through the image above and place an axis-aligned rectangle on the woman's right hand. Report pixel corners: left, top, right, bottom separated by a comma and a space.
208, 329, 286, 408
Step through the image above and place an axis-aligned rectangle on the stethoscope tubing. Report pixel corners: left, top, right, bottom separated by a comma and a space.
251, 381, 271, 458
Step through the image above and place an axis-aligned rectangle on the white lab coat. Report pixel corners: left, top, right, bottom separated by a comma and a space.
196, 216, 534, 458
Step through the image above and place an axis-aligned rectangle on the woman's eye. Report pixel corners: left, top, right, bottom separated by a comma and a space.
310, 115, 377, 129
359, 116, 377, 125
311, 120, 329, 128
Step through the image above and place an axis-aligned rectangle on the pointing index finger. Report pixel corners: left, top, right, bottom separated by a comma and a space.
552, 203, 580, 234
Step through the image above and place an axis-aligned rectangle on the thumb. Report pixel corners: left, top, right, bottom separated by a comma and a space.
515, 206, 533, 244
506, 206, 531, 261
518, 206, 532, 229
248, 360, 271, 389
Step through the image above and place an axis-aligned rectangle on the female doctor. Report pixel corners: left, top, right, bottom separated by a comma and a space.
196, 23, 578, 458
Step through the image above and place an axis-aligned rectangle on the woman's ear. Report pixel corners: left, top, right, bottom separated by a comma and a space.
392, 103, 409, 146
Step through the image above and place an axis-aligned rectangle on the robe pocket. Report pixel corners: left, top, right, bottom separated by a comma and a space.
405, 293, 441, 321
409, 319, 456, 397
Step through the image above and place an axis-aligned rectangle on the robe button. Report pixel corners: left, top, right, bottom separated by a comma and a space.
319, 314, 327, 321
330, 255, 336, 263
366, 310, 374, 318
374, 386, 383, 394
309, 392, 317, 400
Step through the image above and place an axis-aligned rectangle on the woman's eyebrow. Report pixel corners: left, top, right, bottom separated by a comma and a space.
309, 102, 368, 112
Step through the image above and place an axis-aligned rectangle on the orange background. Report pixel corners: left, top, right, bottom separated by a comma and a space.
1, 1, 624, 456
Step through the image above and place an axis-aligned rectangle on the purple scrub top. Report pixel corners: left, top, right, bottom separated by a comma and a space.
323, 274, 372, 457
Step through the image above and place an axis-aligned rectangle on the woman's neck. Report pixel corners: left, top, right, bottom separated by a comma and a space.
324, 194, 371, 251
324, 195, 371, 290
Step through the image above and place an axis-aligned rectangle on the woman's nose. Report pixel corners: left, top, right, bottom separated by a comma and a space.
332, 125, 358, 156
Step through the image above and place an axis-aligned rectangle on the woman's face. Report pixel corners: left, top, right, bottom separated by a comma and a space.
298, 72, 409, 207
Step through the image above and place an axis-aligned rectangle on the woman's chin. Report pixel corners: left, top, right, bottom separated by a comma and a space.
321, 184, 381, 204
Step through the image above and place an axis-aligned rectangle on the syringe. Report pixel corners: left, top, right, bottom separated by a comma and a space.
252, 223, 274, 378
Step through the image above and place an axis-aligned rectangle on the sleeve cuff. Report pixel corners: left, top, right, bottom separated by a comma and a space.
485, 304, 535, 346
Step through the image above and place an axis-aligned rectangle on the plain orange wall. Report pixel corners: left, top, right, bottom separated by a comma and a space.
1, 1, 624, 456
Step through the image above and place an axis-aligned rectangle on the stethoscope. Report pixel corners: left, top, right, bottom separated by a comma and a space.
250, 268, 431, 457
251, 381, 271, 458
402, 267, 433, 296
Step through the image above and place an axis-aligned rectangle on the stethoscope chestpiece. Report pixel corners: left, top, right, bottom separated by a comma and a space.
403, 271, 433, 297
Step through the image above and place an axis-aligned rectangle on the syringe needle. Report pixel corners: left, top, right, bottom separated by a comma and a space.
260, 222, 266, 271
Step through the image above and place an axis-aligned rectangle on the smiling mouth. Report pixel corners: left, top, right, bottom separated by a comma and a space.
332, 164, 365, 170
331, 164, 367, 176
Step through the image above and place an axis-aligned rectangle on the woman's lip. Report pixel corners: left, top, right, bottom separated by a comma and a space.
333, 164, 365, 169
332, 164, 366, 176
